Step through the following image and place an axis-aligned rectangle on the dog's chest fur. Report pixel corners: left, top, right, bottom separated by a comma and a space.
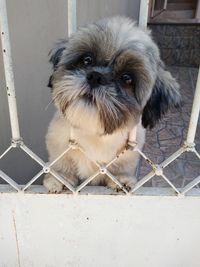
46, 112, 145, 180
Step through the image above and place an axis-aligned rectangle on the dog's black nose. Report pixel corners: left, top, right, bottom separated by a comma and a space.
87, 71, 107, 88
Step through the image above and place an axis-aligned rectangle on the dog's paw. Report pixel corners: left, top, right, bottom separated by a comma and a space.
43, 175, 63, 193
107, 175, 137, 192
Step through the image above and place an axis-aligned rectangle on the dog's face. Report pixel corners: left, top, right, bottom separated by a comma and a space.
49, 17, 180, 134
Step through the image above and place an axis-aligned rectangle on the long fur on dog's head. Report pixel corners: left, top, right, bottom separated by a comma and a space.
48, 17, 181, 134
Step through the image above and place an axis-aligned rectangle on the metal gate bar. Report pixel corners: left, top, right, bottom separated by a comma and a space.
0, 0, 199, 196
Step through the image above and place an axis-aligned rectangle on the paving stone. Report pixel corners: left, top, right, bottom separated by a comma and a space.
138, 67, 200, 190
149, 24, 200, 67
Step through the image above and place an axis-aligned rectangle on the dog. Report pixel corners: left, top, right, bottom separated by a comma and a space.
43, 16, 180, 193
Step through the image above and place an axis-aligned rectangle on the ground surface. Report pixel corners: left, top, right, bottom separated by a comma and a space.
137, 67, 200, 188
149, 24, 200, 68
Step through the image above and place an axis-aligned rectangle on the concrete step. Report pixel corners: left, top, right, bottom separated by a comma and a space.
152, 10, 195, 22
167, 3, 196, 10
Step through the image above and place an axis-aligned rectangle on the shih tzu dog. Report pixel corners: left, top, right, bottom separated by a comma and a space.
43, 17, 180, 193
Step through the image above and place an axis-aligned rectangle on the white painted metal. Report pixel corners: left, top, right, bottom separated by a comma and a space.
194, 149, 200, 159
68, 0, 77, 35
182, 175, 200, 194
20, 143, 45, 167
186, 67, 200, 144
195, 0, 200, 19
0, 170, 20, 191
139, 0, 149, 27
0, 145, 12, 160
0, 0, 21, 141
0, 0, 199, 197
1, 191, 200, 267
1, 185, 200, 196
150, 0, 155, 17
160, 146, 186, 168
131, 171, 155, 193
164, 0, 168, 10
23, 170, 44, 191
0, 5, 200, 267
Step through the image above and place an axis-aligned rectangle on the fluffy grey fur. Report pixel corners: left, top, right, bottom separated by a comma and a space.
44, 17, 181, 193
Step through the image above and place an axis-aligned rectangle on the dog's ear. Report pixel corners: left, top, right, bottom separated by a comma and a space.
142, 64, 181, 129
47, 75, 53, 89
49, 39, 68, 69
48, 39, 68, 88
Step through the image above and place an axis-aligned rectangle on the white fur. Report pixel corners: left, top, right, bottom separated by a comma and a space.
43, 111, 145, 192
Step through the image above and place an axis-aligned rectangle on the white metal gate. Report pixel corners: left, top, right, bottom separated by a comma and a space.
0, 0, 200, 266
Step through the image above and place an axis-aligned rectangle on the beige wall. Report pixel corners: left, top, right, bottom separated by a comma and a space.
77, 0, 140, 26
0, 0, 140, 184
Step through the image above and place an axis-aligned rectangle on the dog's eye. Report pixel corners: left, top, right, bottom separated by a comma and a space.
83, 55, 93, 66
121, 73, 133, 85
